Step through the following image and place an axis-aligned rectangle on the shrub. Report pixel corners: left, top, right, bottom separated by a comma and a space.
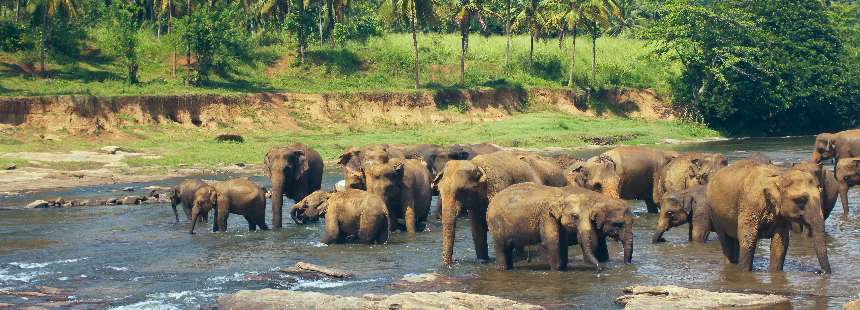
0, 20, 32, 52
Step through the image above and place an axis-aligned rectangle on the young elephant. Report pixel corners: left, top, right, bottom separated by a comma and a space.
290, 190, 390, 244
563, 186, 634, 265
338, 144, 406, 190
791, 161, 839, 220
264, 144, 324, 228
516, 153, 570, 187
812, 130, 860, 165
652, 186, 713, 244
364, 158, 431, 234
435, 151, 543, 266
574, 146, 677, 213
487, 183, 600, 271
652, 152, 727, 210
836, 157, 860, 215
189, 178, 268, 234
170, 179, 208, 223
707, 162, 830, 273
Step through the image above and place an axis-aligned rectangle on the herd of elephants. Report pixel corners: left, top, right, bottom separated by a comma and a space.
170, 129, 860, 274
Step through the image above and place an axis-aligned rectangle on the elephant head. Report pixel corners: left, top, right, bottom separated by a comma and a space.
591, 197, 633, 263
338, 145, 398, 190
578, 155, 622, 199
291, 191, 331, 224
690, 154, 729, 185
812, 133, 836, 164
652, 191, 695, 243
189, 185, 218, 234
265, 146, 310, 228
364, 160, 406, 201
565, 159, 588, 187
435, 160, 487, 266
559, 195, 602, 271
764, 169, 830, 273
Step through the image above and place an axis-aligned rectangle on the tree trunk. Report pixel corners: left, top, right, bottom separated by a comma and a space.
169, 0, 176, 77
299, 0, 305, 64
39, 8, 47, 78
156, 2, 162, 38
14, 0, 19, 23
185, 0, 192, 84
504, 0, 510, 70
459, 11, 468, 87
326, 0, 334, 48
567, 24, 577, 88
318, 1, 323, 47
591, 24, 597, 84
411, 7, 420, 90
529, 33, 534, 66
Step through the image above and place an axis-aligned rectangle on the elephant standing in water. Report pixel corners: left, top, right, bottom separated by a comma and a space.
812, 130, 860, 165
264, 144, 324, 228
836, 157, 860, 215
290, 190, 390, 244
190, 178, 268, 234
574, 146, 677, 213
652, 152, 727, 210
170, 179, 208, 223
364, 158, 431, 234
791, 161, 839, 220
652, 186, 713, 243
487, 183, 601, 271
706, 161, 830, 273
338, 144, 405, 190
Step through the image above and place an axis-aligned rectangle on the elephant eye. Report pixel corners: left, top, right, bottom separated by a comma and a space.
666, 211, 674, 216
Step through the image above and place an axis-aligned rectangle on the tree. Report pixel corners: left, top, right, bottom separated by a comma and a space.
26, 0, 77, 78
511, 0, 549, 65
580, 0, 619, 84
553, 0, 585, 87
381, 0, 437, 89
97, 1, 142, 84
452, 0, 491, 86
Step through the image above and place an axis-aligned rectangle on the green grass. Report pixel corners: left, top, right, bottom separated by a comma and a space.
0, 33, 678, 97
0, 111, 717, 171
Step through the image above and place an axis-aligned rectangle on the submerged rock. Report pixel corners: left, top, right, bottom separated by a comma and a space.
26, 200, 50, 209
615, 286, 789, 309
218, 289, 543, 310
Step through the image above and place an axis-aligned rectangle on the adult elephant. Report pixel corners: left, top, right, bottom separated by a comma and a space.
170, 179, 208, 223
290, 190, 389, 244
435, 151, 543, 266
836, 157, 860, 216
486, 183, 600, 271
405, 143, 504, 178
189, 178, 268, 234
792, 161, 839, 220
574, 146, 677, 213
364, 158, 431, 234
812, 129, 860, 165
264, 144, 324, 229
516, 153, 570, 187
707, 161, 830, 273
652, 152, 727, 210
338, 144, 406, 190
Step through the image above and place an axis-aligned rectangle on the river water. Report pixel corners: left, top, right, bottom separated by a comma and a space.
0, 137, 857, 309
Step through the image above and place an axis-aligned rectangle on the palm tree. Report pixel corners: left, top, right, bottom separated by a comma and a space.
26, 0, 77, 78
553, 0, 585, 87
580, 0, 619, 83
452, 0, 491, 86
511, 0, 548, 65
381, 0, 437, 89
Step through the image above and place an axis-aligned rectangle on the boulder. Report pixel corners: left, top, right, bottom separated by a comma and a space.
100, 146, 122, 155
121, 187, 134, 192
845, 298, 860, 310
218, 289, 543, 310
615, 286, 790, 310
121, 196, 144, 205
25, 200, 49, 209
3, 163, 16, 170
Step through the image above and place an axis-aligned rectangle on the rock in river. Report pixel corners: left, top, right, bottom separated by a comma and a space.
218, 289, 543, 310
615, 285, 790, 309
26, 200, 50, 209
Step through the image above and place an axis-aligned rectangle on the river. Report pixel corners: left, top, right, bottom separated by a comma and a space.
0, 136, 857, 309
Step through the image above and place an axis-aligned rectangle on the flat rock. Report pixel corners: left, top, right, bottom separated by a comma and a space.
4, 163, 16, 170
218, 289, 543, 310
100, 146, 122, 154
26, 200, 50, 209
615, 286, 789, 309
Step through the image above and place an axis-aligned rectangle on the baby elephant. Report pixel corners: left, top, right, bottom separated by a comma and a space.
291, 190, 390, 244
652, 186, 713, 244
189, 178, 268, 234
487, 183, 602, 271
170, 179, 208, 223
836, 157, 860, 215
364, 158, 431, 234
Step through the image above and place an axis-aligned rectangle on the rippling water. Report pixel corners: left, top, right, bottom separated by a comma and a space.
0, 137, 858, 309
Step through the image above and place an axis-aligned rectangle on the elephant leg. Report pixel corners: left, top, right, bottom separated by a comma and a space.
839, 182, 850, 216
495, 242, 513, 270
540, 221, 562, 271
183, 205, 193, 222
212, 209, 219, 232
404, 204, 417, 234
691, 223, 709, 243
321, 218, 341, 245
645, 197, 659, 214
737, 223, 760, 272
592, 234, 609, 262
470, 207, 489, 262
244, 215, 256, 231
559, 231, 569, 271
769, 225, 790, 272
716, 231, 739, 264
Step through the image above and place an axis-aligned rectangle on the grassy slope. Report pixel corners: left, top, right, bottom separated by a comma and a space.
0, 33, 678, 96
0, 111, 716, 170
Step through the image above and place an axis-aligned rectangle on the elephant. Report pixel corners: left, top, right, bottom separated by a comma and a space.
170, 179, 208, 223
706, 161, 830, 273
338, 144, 406, 190
812, 129, 860, 165
836, 157, 860, 215
189, 178, 268, 234
652, 152, 728, 210
516, 152, 570, 187
449, 143, 504, 159
364, 158, 431, 234
564, 159, 588, 187
561, 186, 634, 265
574, 146, 678, 213
264, 144, 324, 229
652, 185, 713, 244
486, 183, 600, 271
791, 161, 839, 220
747, 152, 772, 164
405, 143, 504, 178
290, 190, 390, 244
435, 151, 544, 266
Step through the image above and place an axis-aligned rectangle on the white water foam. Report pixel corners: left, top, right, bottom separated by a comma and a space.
293, 277, 381, 289
0, 267, 52, 283
8, 257, 88, 269
110, 299, 181, 310
106, 266, 129, 271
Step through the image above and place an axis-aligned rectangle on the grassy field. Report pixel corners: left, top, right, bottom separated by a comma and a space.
0, 111, 716, 171
0, 33, 678, 97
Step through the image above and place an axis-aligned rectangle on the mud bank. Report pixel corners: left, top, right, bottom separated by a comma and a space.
0, 88, 673, 135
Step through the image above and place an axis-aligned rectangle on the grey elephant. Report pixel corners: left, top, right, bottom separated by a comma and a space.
190, 178, 268, 234
170, 179, 208, 223
812, 129, 860, 165
264, 144, 324, 229
652, 152, 727, 210
290, 190, 390, 244
338, 144, 406, 190
364, 158, 431, 234
836, 157, 860, 215
652, 185, 713, 243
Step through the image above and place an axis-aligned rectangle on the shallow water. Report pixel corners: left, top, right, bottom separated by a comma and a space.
1, 136, 858, 309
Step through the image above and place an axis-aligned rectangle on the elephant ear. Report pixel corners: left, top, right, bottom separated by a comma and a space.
681, 193, 695, 214
392, 162, 405, 178
476, 166, 489, 184
591, 205, 607, 230
762, 177, 782, 214
291, 150, 308, 181
208, 189, 219, 207
337, 149, 358, 166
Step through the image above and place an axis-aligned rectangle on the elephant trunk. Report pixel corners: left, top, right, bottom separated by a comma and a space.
189, 206, 200, 234
291, 205, 306, 225
807, 200, 831, 274
579, 226, 601, 272
441, 195, 462, 266
622, 216, 634, 264
812, 151, 822, 164
652, 216, 670, 243
271, 174, 286, 229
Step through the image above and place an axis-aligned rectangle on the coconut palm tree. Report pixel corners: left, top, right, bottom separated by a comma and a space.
381, 0, 437, 89
552, 0, 585, 87
452, 0, 492, 86
511, 0, 549, 65
580, 0, 619, 83
26, 0, 77, 78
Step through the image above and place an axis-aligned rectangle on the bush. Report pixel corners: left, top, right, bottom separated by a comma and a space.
331, 15, 383, 45
175, 3, 252, 84
95, 1, 143, 83
0, 20, 32, 52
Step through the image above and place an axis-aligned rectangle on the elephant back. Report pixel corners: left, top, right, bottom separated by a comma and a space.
473, 152, 542, 199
